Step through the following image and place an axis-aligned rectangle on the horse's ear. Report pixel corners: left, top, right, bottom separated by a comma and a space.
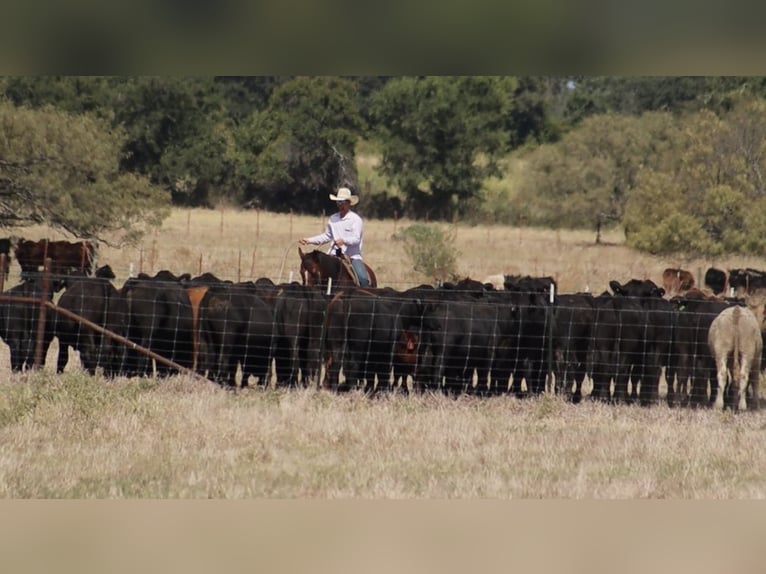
298, 247, 304, 258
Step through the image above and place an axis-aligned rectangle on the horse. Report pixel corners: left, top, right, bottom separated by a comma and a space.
298, 248, 377, 289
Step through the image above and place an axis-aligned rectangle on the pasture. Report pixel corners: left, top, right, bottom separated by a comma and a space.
2, 209, 766, 498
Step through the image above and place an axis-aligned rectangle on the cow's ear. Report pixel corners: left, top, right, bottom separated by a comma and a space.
657, 287, 666, 297
608, 280, 622, 294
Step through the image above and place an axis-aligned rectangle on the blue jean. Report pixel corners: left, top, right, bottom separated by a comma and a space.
351, 259, 370, 287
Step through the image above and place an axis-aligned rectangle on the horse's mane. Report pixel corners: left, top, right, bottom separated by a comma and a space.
302, 250, 343, 285
314, 250, 341, 270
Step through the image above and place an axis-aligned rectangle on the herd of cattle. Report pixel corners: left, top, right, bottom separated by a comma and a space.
1, 239, 766, 411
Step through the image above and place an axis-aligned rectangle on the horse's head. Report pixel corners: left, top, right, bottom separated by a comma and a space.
299, 248, 322, 286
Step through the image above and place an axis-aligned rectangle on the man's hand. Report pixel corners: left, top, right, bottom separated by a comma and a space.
298, 238, 309, 245
334, 239, 345, 247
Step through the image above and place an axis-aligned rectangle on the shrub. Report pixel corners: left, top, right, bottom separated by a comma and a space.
395, 223, 460, 283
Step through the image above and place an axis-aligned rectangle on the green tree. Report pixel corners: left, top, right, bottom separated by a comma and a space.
0, 101, 168, 245
561, 77, 766, 125
624, 99, 766, 256
238, 76, 364, 213
370, 76, 512, 220
505, 76, 563, 148
0, 76, 120, 117
114, 77, 240, 207
516, 111, 679, 239
213, 76, 291, 124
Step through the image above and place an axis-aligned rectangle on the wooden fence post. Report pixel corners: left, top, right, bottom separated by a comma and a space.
33, 257, 52, 369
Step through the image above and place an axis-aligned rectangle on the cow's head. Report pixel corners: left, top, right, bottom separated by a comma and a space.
609, 279, 665, 298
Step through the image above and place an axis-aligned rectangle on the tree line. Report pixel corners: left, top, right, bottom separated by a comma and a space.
1, 76, 766, 256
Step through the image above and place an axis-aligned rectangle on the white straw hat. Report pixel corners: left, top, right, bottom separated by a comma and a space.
329, 187, 359, 206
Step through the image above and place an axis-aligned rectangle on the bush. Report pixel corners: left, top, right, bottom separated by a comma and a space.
395, 223, 460, 283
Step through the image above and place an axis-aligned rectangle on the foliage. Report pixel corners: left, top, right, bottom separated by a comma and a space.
396, 223, 460, 282
370, 76, 512, 220
515, 111, 679, 238
113, 77, 242, 207
0, 101, 169, 244
6, 76, 766, 259
561, 77, 766, 124
0, 76, 121, 118
237, 76, 364, 213
213, 76, 290, 124
505, 76, 564, 148
624, 99, 766, 256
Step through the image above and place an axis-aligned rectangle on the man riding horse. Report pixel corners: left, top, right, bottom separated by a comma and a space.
298, 187, 371, 287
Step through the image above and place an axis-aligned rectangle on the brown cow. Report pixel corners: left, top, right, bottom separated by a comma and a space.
662, 268, 695, 297
708, 305, 762, 411
14, 239, 96, 277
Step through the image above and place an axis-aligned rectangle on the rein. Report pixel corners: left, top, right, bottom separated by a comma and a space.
277, 243, 296, 284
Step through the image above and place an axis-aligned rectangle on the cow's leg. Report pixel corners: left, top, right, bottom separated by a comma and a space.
748, 362, 760, 411
670, 357, 691, 408
9, 347, 23, 372
613, 359, 630, 404
736, 361, 748, 412
56, 338, 70, 373
640, 364, 662, 407
714, 355, 728, 410
692, 356, 714, 408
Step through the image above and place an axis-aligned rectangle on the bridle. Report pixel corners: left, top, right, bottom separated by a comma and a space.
300, 258, 321, 286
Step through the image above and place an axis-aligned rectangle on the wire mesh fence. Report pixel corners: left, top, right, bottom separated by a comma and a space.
0, 261, 761, 411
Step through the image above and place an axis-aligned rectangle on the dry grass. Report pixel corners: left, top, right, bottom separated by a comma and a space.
14, 208, 763, 292
3, 209, 766, 498
2, 373, 765, 498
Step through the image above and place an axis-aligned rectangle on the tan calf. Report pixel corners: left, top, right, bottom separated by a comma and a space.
708, 305, 762, 411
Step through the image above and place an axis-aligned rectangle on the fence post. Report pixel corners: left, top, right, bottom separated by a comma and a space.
546, 282, 556, 394
33, 257, 52, 369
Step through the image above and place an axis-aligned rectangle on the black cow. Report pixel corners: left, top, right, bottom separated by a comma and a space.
408, 285, 503, 395
408, 281, 536, 397
54, 265, 128, 376
196, 282, 274, 387
605, 279, 674, 405
324, 288, 426, 394
120, 273, 195, 377
503, 275, 557, 294
0, 279, 56, 371
704, 267, 728, 296
588, 291, 621, 402
728, 268, 766, 296
551, 293, 595, 403
668, 295, 736, 408
271, 283, 333, 388
500, 276, 556, 397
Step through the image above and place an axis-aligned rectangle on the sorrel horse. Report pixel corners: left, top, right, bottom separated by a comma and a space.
298, 248, 377, 289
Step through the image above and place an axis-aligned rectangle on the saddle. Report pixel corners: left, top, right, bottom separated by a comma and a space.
334, 248, 360, 287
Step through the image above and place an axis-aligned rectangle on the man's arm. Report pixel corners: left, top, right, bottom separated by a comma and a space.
300, 221, 333, 245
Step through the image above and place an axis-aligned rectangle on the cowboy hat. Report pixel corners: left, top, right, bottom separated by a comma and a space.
329, 187, 359, 206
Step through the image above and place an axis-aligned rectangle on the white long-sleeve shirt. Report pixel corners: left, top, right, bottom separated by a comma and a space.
305, 210, 365, 260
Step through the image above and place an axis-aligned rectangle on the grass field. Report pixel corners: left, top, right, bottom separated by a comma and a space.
2, 209, 766, 498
